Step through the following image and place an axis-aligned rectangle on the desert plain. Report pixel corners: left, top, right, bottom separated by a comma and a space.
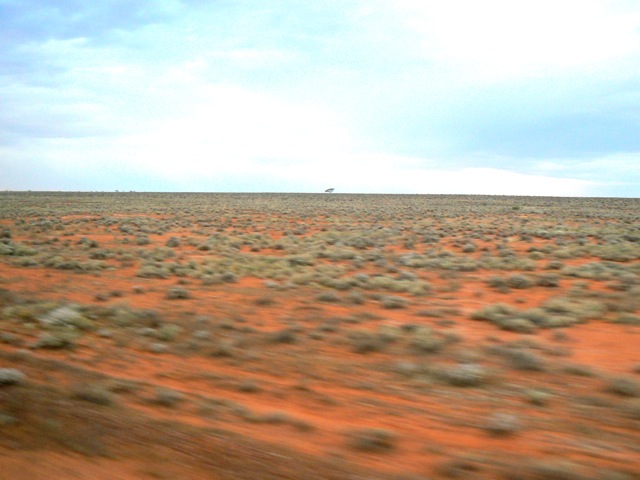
0, 192, 639, 479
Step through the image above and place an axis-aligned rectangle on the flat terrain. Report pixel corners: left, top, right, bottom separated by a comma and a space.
1, 192, 639, 479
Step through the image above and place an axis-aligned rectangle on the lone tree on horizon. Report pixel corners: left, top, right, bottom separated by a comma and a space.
324, 188, 335, 193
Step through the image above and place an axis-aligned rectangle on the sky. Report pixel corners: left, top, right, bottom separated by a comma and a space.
1, 0, 640, 196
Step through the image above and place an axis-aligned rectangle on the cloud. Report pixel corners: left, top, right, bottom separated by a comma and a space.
1, 0, 639, 196
395, 0, 640, 81
0, 135, 598, 196
0, 0, 177, 44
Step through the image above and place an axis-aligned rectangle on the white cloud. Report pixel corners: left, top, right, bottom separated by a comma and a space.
395, 0, 640, 81
2, 0, 639, 196
307, 164, 595, 196
116, 83, 353, 175
531, 153, 640, 181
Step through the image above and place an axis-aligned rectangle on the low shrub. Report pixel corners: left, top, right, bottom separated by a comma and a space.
410, 329, 444, 353
220, 272, 238, 283
506, 274, 534, 289
500, 317, 538, 333
438, 363, 489, 387
148, 342, 169, 354
561, 363, 596, 377
504, 349, 546, 371
316, 291, 340, 303
72, 384, 115, 406
0, 368, 26, 386
536, 273, 560, 287
349, 330, 385, 354
606, 376, 640, 397
166, 286, 191, 299
165, 236, 181, 247
155, 324, 183, 341
348, 428, 397, 452
270, 328, 298, 344
380, 295, 408, 309
153, 387, 184, 407
238, 380, 261, 393
525, 389, 552, 406
612, 313, 640, 325
482, 412, 522, 436
32, 331, 78, 349
136, 265, 169, 279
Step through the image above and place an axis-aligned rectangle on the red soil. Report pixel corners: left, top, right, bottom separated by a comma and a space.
1, 200, 639, 479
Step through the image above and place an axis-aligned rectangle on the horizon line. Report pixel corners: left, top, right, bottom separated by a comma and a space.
1, 190, 639, 200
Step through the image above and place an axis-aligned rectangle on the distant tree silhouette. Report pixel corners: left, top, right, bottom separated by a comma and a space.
325, 188, 335, 193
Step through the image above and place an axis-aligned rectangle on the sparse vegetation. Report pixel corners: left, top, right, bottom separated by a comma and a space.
1, 192, 639, 479
348, 427, 397, 452
606, 376, 640, 397
153, 387, 185, 407
71, 384, 115, 406
0, 368, 26, 386
438, 363, 489, 387
482, 412, 522, 436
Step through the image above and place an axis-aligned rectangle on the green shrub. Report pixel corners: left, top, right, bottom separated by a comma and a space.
518, 460, 595, 480
153, 387, 184, 407
270, 328, 298, 344
471, 303, 517, 323
410, 329, 444, 353
520, 308, 550, 326
349, 330, 385, 354
536, 273, 560, 287
438, 363, 488, 387
165, 236, 181, 247
155, 324, 183, 341
377, 324, 402, 343
287, 254, 316, 266
316, 291, 340, 303
238, 379, 261, 393
0, 368, 26, 386
210, 340, 235, 357
136, 265, 169, 279
254, 296, 275, 306
136, 236, 151, 246
348, 428, 396, 452
33, 331, 78, 349
346, 291, 365, 304
506, 274, 534, 289
220, 271, 238, 283
380, 295, 408, 309
487, 275, 507, 289
37, 306, 94, 330
462, 242, 477, 253
542, 297, 606, 323
546, 260, 564, 270
72, 384, 115, 405
606, 377, 640, 397
502, 348, 545, 371
524, 389, 552, 406
482, 412, 522, 436
0, 332, 22, 346
561, 363, 596, 377
166, 286, 191, 299
501, 317, 538, 333
89, 249, 111, 260
596, 243, 640, 262
612, 313, 640, 325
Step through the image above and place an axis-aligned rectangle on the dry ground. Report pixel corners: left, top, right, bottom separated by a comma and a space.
1, 192, 639, 479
